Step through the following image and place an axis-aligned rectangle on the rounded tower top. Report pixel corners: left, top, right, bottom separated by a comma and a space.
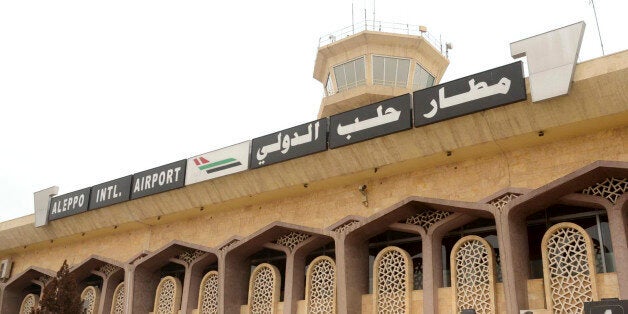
313, 22, 449, 118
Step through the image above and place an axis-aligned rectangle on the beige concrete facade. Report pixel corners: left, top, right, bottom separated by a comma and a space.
0, 31, 627, 314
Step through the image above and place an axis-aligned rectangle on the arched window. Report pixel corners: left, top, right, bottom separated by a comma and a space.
110, 282, 125, 314
542, 222, 598, 313
80, 285, 100, 314
305, 256, 336, 314
248, 263, 281, 314
153, 276, 182, 314
19, 293, 38, 314
198, 271, 219, 314
451, 235, 496, 314
373, 246, 412, 314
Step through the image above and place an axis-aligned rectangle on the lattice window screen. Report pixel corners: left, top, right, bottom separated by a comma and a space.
248, 263, 281, 314
110, 282, 125, 314
542, 222, 598, 314
198, 270, 219, 314
153, 276, 183, 314
305, 256, 337, 314
373, 246, 413, 314
80, 285, 100, 314
19, 293, 39, 314
451, 235, 496, 314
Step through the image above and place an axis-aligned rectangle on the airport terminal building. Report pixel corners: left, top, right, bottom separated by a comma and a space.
0, 22, 626, 314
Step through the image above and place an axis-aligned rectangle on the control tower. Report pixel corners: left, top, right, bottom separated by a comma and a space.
313, 22, 450, 118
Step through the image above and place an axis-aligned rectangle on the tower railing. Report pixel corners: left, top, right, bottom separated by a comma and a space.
318, 20, 444, 54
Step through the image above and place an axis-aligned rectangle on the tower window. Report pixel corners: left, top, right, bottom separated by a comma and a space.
412, 63, 435, 90
333, 57, 366, 92
325, 74, 335, 96
372, 56, 410, 87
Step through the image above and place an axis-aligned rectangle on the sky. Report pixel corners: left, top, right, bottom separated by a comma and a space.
0, 0, 626, 222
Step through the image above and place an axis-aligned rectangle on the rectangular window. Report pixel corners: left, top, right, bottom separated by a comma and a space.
333, 57, 366, 92
412, 63, 435, 90
372, 55, 410, 87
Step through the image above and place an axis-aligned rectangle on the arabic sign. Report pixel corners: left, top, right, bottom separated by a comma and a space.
584, 300, 628, 314
250, 119, 328, 169
89, 175, 133, 210
186, 141, 251, 185
48, 187, 91, 221
131, 159, 187, 200
413, 61, 526, 127
329, 93, 412, 149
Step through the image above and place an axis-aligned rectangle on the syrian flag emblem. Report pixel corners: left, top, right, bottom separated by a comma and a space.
193, 156, 242, 174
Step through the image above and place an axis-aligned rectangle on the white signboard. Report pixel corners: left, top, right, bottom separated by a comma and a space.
185, 141, 251, 185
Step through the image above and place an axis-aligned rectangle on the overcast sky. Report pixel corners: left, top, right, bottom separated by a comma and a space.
0, 0, 626, 222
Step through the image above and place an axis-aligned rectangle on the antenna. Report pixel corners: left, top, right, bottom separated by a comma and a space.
590, 0, 605, 55
373, 0, 376, 29
352, 2, 355, 35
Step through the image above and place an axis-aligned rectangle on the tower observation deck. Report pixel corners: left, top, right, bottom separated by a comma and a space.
314, 21, 450, 118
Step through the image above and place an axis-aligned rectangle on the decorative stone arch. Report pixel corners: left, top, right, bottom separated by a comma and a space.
70, 255, 124, 314
129, 240, 215, 314
305, 255, 336, 314
500, 161, 628, 313
222, 222, 333, 314
153, 275, 183, 314
0, 266, 54, 313
451, 235, 496, 314
81, 285, 100, 314
373, 246, 412, 314
541, 222, 598, 313
110, 282, 125, 314
248, 263, 281, 314
334, 196, 492, 314
19, 293, 38, 314
197, 270, 219, 314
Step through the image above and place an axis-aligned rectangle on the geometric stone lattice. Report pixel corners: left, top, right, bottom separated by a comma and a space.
332, 220, 360, 234
81, 286, 99, 314
488, 193, 521, 211
111, 282, 125, 314
98, 263, 120, 278
542, 223, 597, 314
374, 246, 412, 314
306, 256, 336, 314
248, 263, 280, 314
154, 276, 182, 314
582, 177, 627, 204
451, 236, 495, 314
405, 209, 452, 230
198, 271, 219, 314
275, 232, 310, 252
19, 293, 38, 314
177, 249, 206, 265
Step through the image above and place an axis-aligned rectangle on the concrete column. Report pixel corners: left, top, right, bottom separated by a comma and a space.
609, 197, 628, 299
124, 266, 133, 314
499, 211, 530, 313
221, 253, 249, 314
335, 234, 369, 314
180, 265, 193, 313
282, 251, 306, 314
422, 231, 441, 314
100, 270, 123, 314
